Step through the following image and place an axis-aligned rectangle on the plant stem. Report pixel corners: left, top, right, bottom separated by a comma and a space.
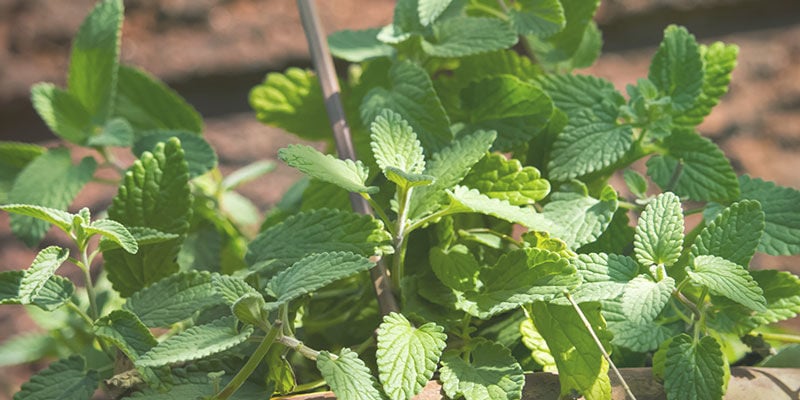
618, 200, 642, 211
392, 186, 413, 288
362, 194, 396, 237
214, 322, 281, 400
277, 335, 327, 361
291, 379, 327, 394
80, 247, 99, 320
565, 291, 638, 400
297, 0, 397, 316
664, 161, 684, 193
759, 332, 800, 344
66, 300, 94, 326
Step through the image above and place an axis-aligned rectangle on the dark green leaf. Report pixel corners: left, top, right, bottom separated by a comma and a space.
664, 335, 725, 400
19, 246, 70, 303
649, 25, 704, 112
14, 356, 99, 400
429, 245, 481, 292
329, 28, 394, 62
133, 130, 217, 178
422, 17, 518, 58
124, 271, 220, 327
266, 252, 375, 305
94, 309, 157, 361
675, 42, 738, 126
526, 0, 600, 64
439, 340, 524, 400
509, 0, 565, 37
317, 348, 384, 400
0, 142, 45, 204
691, 200, 764, 266
0, 271, 75, 311
30, 84, 92, 144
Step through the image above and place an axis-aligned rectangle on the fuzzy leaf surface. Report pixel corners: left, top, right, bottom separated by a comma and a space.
527, 0, 600, 63
664, 335, 725, 400
133, 130, 217, 178
329, 28, 394, 62
0, 204, 73, 233
30, 84, 92, 144
648, 25, 704, 111
439, 341, 524, 400
0, 271, 74, 311
0, 142, 45, 204
520, 319, 556, 372
8, 149, 96, 246
537, 185, 618, 249
688, 255, 766, 312
250, 68, 330, 141
376, 313, 446, 400
446, 186, 541, 228
124, 271, 221, 327
566, 253, 639, 303
607, 316, 681, 352
623, 170, 648, 199
418, 0, 453, 25
691, 200, 764, 266
462, 154, 549, 205
267, 252, 375, 304
94, 310, 157, 361
675, 42, 738, 126
13, 356, 99, 400
621, 275, 675, 324
317, 349, 384, 400
85, 219, 138, 254
212, 274, 261, 305
136, 316, 253, 367
634, 192, 684, 267
422, 17, 517, 58
279, 144, 376, 194
509, 0, 565, 37
429, 245, 481, 292
18, 246, 70, 303
370, 110, 428, 187
532, 302, 611, 400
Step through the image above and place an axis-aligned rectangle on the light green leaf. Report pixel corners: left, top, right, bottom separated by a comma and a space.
30, 83, 92, 144
267, 252, 375, 304
566, 253, 639, 303
0, 142, 45, 204
462, 153, 549, 205
232, 293, 268, 326
86, 219, 138, 254
621, 275, 675, 324
94, 310, 157, 361
133, 130, 217, 178
361, 61, 452, 152
136, 316, 253, 367
439, 340, 524, 400
458, 248, 579, 319
537, 184, 618, 249
418, 0, 453, 25
509, 0, 565, 37
664, 335, 725, 400
633, 192, 684, 267
18, 246, 70, 304
607, 316, 681, 352
105, 138, 192, 297
8, 148, 96, 247
532, 301, 610, 400
267, 346, 297, 395
249, 68, 330, 141
577, 209, 635, 255
0, 271, 75, 311
376, 313, 446, 400
329, 28, 394, 62
429, 245, 481, 292
675, 42, 738, 126
0, 204, 73, 233
750, 270, 800, 326
0, 333, 56, 367
646, 129, 739, 202
408, 130, 496, 219
561, 21, 602, 70
447, 186, 541, 228
422, 17, 517, 58
279, 144, 376, 194
124, 271, 220, 327
98, 226, 179, 252
13, 356, 99, 400
370, 109, 428, 186
67, 0, 123, 121
526, 0, 600, 64
519, 318, 556, 372
212, 273, 261, 305
623, 169, 648, 199
691, 200, 764, 266
539, 73, 622, 118
221, 161, 275, 191
648, 25, 704, 112
246, 208, 392, 277
129, 368, 269, 399
688, 255, 766, 312
114, 65, 203, 134
317, 348, 384, 400
86, 117, 134, 147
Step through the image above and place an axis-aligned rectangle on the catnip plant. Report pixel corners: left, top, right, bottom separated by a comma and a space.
1, 0, 799, 400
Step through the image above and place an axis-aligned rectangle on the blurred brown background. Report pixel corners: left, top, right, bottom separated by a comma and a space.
1, 0, 799, 397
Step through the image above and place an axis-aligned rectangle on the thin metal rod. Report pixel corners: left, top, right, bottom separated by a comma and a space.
296, 0, 398, 316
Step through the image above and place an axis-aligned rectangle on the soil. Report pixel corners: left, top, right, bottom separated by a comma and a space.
0, 0, 799, 398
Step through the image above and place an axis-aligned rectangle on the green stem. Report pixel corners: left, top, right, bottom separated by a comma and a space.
668, 299, 693, 325
392, 186, 414, 288
277, 335, 325, 361
565, 291, 638, 400
618, 201, 641, 211
66, 301, 94, 326
461, 228, 522, 248
362, 194, 396, 237
80, 247, 99, 320
693, 288, 709, 342
406, 207, 453, 234
759, 332, 800, 344
215, 322, 281, 400
291, 379, 327, 394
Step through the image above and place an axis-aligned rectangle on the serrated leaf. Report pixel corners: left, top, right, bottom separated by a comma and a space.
86, 219, 138, 254
124, 271, 220, 327
232, 293, 268, 326
688, 255, 766, 312
526, 0, 600, 64
623, 169, 648, 199
279, 144, 376, 194
67, 0, 123, 121
30, 83, 92, 144
94, 309, 157, 361
0, 204, 73, 233
361, 61, 452, 152
19, 246, 70, 303
429, 245, 481, 292
462, 153, 549, 205
136, 316, 253, 367
408, 130, 496, 219
0, 142, 45, 204
212, 274, 261, 305
447, 186, 542, 228
566, 253, 639, 303
106, 138, 191, 297
317, 348, 384, 400
649, 25, 704, 112
457, 248, 579, 319
133, 130, 217, 178
86, 117, 134, 147
370, 109, 427, 185
532, 301, 610, 400
537, 185, 619, 249
561, 21, 602, 70
607, 317, 681, 352
621, 275, 675, 324
13, 356, 99, 400
329, 28, 394, 62
646, 129, 739, 202
539, 73, 621, 118
675, 42, 738, 126
266, 252, 375, 304
250, 68, 330, 141
520, 318, 557, 372
577, 208, 635, 254
0, 271, 75, 311
691, 200, 764, 266
439, 340, 524, 400
246, 208, 392, 277
114, 65, 203, 134
376, 313, 446, 400
509, 0, 565, 37
634, 192, 684, 267
750, 270, 800, 326
129, 368, 269, 400
664, 335, 725, 400
422, 17, 517, 58
8, 148, 96, 246
418, 0, 453, 25
98, 226, 179, 252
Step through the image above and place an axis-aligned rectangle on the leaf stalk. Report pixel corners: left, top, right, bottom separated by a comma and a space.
214, 321, 282, 400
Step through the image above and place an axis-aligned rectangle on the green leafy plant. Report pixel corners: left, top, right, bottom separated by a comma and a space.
2, 0, 799, 400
